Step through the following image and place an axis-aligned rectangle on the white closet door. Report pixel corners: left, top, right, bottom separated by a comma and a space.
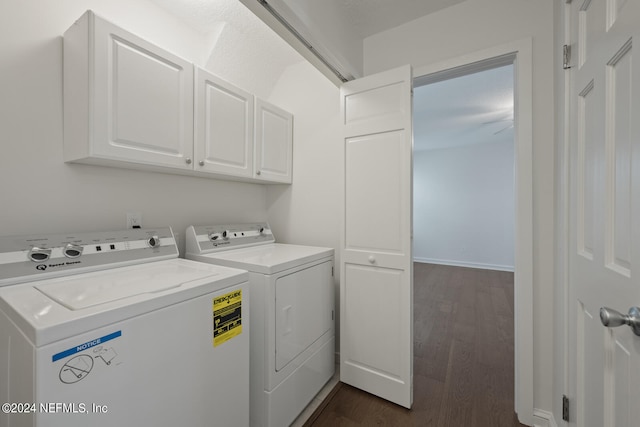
340, 65, 413, 408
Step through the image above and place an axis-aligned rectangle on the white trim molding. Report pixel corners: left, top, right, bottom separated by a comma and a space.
533, 408, 559, 427
413, 258, 514, 272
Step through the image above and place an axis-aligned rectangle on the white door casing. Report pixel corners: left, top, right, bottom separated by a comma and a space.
340, 65, 413, 408
568, 0, 640, 425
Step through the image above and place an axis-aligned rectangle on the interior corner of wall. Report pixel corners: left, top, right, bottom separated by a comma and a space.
202, 22, 228, 70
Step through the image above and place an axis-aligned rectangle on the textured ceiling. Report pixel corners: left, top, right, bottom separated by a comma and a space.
414, 64, 514, 152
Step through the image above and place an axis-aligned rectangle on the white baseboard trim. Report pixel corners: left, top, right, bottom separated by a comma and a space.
413, 257, 515, 272
532, 409, 558, 427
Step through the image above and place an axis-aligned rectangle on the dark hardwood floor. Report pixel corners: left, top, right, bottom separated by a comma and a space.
304, 263, 527, 427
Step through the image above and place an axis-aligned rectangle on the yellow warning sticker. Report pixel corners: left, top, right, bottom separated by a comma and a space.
213, 289, 242, 347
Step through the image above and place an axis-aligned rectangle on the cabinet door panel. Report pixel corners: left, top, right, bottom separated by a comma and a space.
93, 13, 193, 169
195, 68, 253, 177
255, 99, 293, 183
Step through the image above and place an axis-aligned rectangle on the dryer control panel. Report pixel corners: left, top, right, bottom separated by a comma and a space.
186, 223, 274, 254
0, 227, 178, 286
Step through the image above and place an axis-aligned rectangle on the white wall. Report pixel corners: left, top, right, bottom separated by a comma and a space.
265, 60, 342, 347
0, 0, 312, 255
363, 0, 556, 418
413, 140, 515, 271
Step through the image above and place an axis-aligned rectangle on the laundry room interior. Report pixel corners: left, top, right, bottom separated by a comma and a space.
1, 0, 564, 426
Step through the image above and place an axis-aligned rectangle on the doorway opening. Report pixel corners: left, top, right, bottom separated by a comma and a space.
412, 43, 533, 425
413, 63, 515, 271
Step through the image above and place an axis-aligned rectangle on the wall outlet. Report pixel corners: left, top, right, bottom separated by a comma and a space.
126, 212, 142, 229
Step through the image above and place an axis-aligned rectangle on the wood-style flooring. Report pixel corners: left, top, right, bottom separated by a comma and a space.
304, 263, 527, 427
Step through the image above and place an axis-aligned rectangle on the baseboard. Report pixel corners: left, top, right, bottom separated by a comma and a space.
413, 257, 515, 272
532, 409, 558, 427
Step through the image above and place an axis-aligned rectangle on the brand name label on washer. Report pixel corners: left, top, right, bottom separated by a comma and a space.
52, 330, 122, 362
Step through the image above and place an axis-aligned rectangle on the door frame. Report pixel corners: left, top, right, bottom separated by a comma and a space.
414, 38, 534, 425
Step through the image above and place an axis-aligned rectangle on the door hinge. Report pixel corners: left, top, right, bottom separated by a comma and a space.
563, 44, 572, 70
562, 394, 570, 422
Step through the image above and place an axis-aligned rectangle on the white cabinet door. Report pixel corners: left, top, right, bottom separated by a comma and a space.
194, 68, 254, 178
64, 11, 194, 170
254, 99, 293, 183
340, 65, 413, 408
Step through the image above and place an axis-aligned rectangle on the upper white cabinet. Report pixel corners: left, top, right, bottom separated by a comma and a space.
63, 11, 194, 170
255, 99, 293, 183
64, 11, 292, 184
195, 68, 254, 179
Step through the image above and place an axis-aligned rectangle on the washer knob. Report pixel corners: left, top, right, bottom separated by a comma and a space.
208, 232, 222, 242
28, 247, 51, 262
63, 243, 83, 258
147, 236, 161, 248
222, 230, 230, 240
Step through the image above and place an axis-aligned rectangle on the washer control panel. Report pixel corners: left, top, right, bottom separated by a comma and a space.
0, 227, 177, 286
186, 223, 274, 254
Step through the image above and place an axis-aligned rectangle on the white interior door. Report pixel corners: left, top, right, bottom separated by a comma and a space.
568, 1, 640, 425
340, 65, 413, 408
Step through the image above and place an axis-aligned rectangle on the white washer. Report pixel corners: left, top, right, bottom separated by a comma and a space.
0, 227, 250, 427
186, 223, 335, 427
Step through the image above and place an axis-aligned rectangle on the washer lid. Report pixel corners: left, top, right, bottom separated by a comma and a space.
35, 262, 219, 310
196, 243, 333, 274
0, 258, 248, 346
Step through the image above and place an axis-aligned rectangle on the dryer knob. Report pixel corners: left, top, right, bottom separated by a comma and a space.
147, 236, 161, 248
208, 232, 221, 242
222, 230, 230, 240
28, 247, 52, 262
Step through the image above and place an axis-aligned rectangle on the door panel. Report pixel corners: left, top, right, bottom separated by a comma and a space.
94, 17, 194, 168
568, 0, 640, 425
195, 68, 253, 177
340, 65, 413, 408
345, 131, 406, 254
275, 261, 333, 371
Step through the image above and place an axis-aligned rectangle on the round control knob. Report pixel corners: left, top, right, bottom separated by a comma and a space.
208, 232, 222, 242
63, 243, 83, 258
147, 236, 161, 248
368, 255, 376, 264
222, 230, 230, 240
28, 247, 52, 263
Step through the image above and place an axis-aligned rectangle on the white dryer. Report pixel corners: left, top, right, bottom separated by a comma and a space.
0, 227, 249, 427
186, 223, 335, 427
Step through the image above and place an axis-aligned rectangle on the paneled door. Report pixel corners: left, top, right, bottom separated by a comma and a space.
340, 65, 413, 408
568, 0, 640, 425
